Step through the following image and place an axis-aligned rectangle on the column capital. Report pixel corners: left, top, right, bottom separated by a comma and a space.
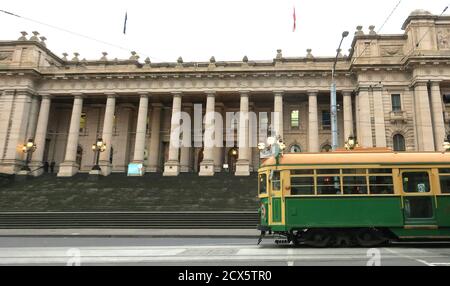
205, 90, 216, 97
171, 91, 183, 97
356, 86, 370, 93
412, 81, 428, 88
273, 90, 284, 96
105, 92, 117, 98
341, 89, 354, 95
307, 90, 319, 95
39, 93, 52, 100
71, 92, 84, 99
138, 91, 150, 98
239, 90, 251, 96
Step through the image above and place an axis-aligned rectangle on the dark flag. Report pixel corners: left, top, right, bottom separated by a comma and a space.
123, 11, 128, 34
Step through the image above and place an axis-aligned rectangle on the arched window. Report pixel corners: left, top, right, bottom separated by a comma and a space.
290, 145, 301, 153
393, 134, 406, 151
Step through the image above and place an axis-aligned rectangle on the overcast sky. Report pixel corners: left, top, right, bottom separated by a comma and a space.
0, 0, 449, 62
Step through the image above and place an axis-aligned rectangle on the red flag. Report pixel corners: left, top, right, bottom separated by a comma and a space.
293, 6, 296, 32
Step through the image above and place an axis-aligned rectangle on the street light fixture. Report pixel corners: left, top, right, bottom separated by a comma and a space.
443, 139, 450, 153
21, 139, 36, 171
331, 30, 349, 151
91, 138, 106, 171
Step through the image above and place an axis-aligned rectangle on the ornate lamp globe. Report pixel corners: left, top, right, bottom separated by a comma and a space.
443, 140, 450, 152
258, 143, 266, 150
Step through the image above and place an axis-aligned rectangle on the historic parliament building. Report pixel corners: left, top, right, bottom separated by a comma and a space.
1, 9, 450, 177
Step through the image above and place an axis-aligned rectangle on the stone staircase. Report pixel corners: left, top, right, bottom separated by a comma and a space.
0, 173, 259, 212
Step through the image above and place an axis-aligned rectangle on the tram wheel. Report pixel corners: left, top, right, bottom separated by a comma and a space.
304, 229, 331, 247
355, 228, 386, 247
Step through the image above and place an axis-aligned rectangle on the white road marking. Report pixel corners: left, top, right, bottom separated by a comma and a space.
383, 248, 434, 266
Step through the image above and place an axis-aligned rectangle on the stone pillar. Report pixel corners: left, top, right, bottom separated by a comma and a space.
235, 91, 250, 176
430, 81, 445, 150
57, 94, 83, 177
357, 87, 373, 148
114, 104, 133, 172
163, 92, 182, 176
26, 95, 40, 140
30, 94, 51, 176
372, 87, 387, 147
180, 103, 193, 173
273, 91, 284, 138
131, 93, 149, 171
98, 93, 116, 176
413, 82, 435, 151
147, 103, 163, 172
199, 92, 216, 176
308, 90, 319, 152
213, 102, 224, 172
342, 90, 354, 141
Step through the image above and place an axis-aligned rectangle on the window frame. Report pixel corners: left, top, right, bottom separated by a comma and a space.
391, 94, 402, 112
290, 109, 300, 129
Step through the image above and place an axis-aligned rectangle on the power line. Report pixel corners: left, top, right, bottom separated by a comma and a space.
0, 9, 167, 62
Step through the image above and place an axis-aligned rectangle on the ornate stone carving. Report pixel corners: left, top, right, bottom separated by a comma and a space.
380, 45, 403, 56
0, 51, 13, 62
437, 29, 450, 49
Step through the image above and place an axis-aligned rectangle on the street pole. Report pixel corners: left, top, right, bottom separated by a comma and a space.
331, 31, 349, 151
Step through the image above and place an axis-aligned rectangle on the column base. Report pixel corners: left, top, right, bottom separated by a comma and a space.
17, 170, 31, 176
0, 160, 24, 174
235, 160, 250, 176
57, 162, 79, 177
127, 161, 145, 176
89, 169, 102, 175
199, 161, 215, 176
99, 161, 112, 176
163, 161, 180, 176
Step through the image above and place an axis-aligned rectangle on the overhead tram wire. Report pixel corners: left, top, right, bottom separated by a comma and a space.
400, 5, 449, 62
0, 9, 167, 62
350, 0, 403, 66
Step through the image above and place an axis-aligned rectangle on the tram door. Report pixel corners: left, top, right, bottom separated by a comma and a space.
269, 170, 283, 225
401, 170, 437, 226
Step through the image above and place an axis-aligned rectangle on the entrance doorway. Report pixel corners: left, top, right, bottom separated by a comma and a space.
227, 147, 238, 173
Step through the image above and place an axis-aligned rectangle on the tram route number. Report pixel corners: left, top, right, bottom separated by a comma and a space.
178, 270, 272, 283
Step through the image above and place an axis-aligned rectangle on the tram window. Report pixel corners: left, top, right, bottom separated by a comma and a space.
270, 170, 281, 191
317, 176, 341, 195
291, 169, 314, 175
369, 176, 394, 194
439, 176, 450, 194
343, 169, 366, 174
259, 174, 267, 194
402, 172, 430, 193
439, 169, 450, 174
291, 177, 314, 195
343, 176, 368, 195
368, 168, 393, 174
317, 169, 340, 175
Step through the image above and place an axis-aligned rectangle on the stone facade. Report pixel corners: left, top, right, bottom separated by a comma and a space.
1, 10, 450, 176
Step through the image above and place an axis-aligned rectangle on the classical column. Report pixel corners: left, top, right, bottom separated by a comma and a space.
98, 93, 116, 176
129, 93, 149, 175
163, 92, 182, 176
430, 81, 445, 150
342, 90, 354, 141
147, 103, 163, 172
235, 91, 250, 176
114, 104, 133, 172
308, 90, 319, 152
26, 95, 40, 140
273, 91, 284, 138
414, 82, 435, 151
30, 94, 51, 176
57, 94, 83, 177
372, 87, 387, 147
213, 102, 224, 172
199, 92, 216, 176
357, 87, 373, 148
180, 103, 193, 173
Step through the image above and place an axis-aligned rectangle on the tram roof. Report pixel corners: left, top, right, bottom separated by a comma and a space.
261, 150, 450, 167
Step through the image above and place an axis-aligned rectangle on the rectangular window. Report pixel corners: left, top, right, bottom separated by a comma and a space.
322, 111, 331, 129
343, 176, 368, 195
259, 174, 267, 194
317, 169, 340, 175
439, 175, 450, 194
402, 172, 430, 193
291, 176, 314, 195
391, 94, 401, 111
270, 170, 281, 191
369, 176, 394, 194
317, 176, 341, 195
343, 169, 367, 174
79, 112, 87, 133
290, 110, 299, 129
368, 168, 393, 174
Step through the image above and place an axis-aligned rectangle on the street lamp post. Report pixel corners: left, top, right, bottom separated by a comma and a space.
91, 138, 106, 172
21, 139, 36, 172
331, 31, 349, 151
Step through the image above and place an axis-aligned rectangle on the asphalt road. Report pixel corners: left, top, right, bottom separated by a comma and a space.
0, 236, 449, 266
